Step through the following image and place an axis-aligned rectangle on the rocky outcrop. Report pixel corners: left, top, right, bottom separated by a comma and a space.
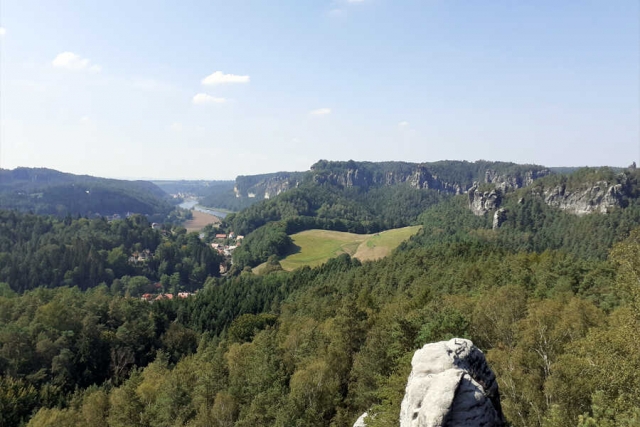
485, 168, 551, 191
408, 167, 463, 194
234, 172, 304, 199
399, 338, 504, 427
468, 184, 502, 216
493, 208, 507, 229
233, 160, 550, 201
353, 412, 369, 427
543, 181, 625, 215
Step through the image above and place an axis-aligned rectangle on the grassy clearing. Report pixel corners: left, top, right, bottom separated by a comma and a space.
274, 226, 421, 272
353, 226, 422, 261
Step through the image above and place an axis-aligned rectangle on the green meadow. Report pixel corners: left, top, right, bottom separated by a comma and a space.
269, 226, 422, 271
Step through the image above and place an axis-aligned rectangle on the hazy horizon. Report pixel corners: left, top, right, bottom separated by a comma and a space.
1, 0, 638, 180
2, 158, 635, 183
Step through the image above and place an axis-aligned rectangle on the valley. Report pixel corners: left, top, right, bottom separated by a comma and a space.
1, 161, 640, 427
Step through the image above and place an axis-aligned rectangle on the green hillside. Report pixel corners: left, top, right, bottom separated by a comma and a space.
265, 226, 421, 271
0, 167, 174, 219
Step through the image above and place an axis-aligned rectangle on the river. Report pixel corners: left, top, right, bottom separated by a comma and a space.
178, 199, 228, 218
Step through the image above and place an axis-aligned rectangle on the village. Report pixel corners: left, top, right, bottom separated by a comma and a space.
209, 231, 244, 274
125, 221, 244, 302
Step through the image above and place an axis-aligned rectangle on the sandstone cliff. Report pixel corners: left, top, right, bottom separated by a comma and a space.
542, 181, 626, 215
233, 172, 304, 199
233, 160, 549, 201
468, 184, 502, 216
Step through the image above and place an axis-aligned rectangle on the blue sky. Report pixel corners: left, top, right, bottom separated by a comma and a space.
1, 0, 638, 179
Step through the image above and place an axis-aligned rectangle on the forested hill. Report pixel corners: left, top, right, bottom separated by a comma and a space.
225, 162, 640, 270
224, 160, 554, 269
0, 167, 174, 219
0, 210, 223, 293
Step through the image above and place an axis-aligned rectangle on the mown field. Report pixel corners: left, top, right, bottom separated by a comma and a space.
183, 210, 220, 232
262, 226, 421, 272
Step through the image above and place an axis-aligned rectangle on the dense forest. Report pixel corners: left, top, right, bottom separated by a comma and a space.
1, 164, 640, 426
0, 211, 222, 293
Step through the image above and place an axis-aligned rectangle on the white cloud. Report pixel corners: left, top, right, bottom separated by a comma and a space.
0, 28, 6, 36
310, 108, 332, 116
192, 93, 226, 105
398, 121, 409, 127
201, 71, 250, 85
52, 52, 101, 72
170, 122, 183, 132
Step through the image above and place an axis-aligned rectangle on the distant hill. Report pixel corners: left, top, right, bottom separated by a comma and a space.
225, 159, 551, 235
224, 160, 556, 269
230, 160, 551, 202
152, 180, 234, 198
152, 180, 261, 212
0, 167, 174, 219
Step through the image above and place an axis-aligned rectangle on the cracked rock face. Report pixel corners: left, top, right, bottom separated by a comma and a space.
468, 184, 502, 216
399, 338, 505, 427
543, 182, 624, 215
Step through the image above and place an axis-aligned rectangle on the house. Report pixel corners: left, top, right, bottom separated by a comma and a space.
141, 293, 154, 302
137, 249, 152, 262
236, 235, 244, 240
155, 293, 174, 301
229, 232, 236, 239
178, 292, 192, 299
215, 234, 227, 239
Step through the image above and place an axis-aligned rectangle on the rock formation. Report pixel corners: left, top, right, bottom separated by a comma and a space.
233, 161, 549, 201
543, 181, 625, 215
399, 338, 504, 427
493, 208, 507, 229
353, 412, 369, 427
234, 172, 304, 199
468, 184, 502, 216
485, 168, 551, 191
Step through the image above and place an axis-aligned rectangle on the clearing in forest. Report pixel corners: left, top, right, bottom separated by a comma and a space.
274, 225, 422, 271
